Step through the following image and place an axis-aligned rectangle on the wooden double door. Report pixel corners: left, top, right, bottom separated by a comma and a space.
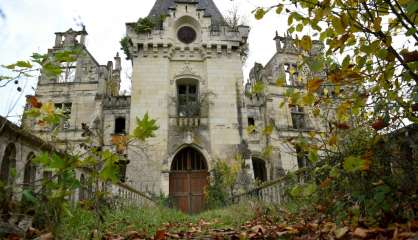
169, 147, 208, 214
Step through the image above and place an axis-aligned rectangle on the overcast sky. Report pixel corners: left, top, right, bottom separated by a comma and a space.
0, 0, 288, 123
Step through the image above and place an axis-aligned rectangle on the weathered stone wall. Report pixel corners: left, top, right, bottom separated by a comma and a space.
244, 34, 328, 179
126, 2, 249, 194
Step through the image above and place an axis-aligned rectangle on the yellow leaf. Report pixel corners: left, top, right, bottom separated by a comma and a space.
307, 78, 324, 93
373, 17, 382, 31
276, 76, 286, 86
328, 135, 337, 145
300, 35, 313, 51
302, 93, 315, 106
41, 101, 55, 114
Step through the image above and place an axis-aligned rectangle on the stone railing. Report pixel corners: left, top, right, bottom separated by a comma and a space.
177, 117, 200, 127
109, 182, 155, 207
231, 169, 308, 204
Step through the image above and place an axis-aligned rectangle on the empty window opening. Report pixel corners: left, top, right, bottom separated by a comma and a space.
290, 105, 305, 129
252, 157, 267, 182
1, 143, 16, 185
55, 102, 72, 128
248, 117, 255, 126
296, 146, 309, 169
79, 174, 86, 201
284, 63, 298, 86
58, 62, 76, 83
23, 152, 37, 191
115, 117, 126, 134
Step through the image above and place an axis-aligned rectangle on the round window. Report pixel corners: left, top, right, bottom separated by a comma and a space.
177, 26, 196, 44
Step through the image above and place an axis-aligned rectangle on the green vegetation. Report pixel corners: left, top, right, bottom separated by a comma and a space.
119, 36, 131, 60
56, 202, 257, 239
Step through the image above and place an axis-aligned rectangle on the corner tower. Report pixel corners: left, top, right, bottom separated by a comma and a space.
123, 0, 249, 209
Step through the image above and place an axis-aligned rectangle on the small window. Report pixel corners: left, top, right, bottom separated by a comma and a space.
55, 103, 72, 129
114, 117, 126, 134
296, 146, 309, 169
290, 105, 305, 129
284, 63, 298, 86
252, 158, 267, 182
248, 117, 255, 126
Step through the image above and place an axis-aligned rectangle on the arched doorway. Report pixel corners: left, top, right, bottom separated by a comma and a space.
1, 143, 16, 185
252, 157, 267, 182
169, 147, 208, 214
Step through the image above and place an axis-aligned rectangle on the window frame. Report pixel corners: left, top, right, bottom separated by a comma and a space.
177, 82, 199, 117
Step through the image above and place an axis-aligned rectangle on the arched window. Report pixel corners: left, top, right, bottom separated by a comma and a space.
1, 143, 16, 185
23, 152, 37, 191
177, 79, 199, 117
252, 157, 267, 182
171, 147, 207, 171
114, 117, 126, 134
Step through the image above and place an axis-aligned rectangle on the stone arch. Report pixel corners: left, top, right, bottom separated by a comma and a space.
252, 156, 267, 182
169, 145, 209, 213
1, 143, 16, 185
167, 144, 212, 171
170, 146, 207, 171
23, 152, 37, 190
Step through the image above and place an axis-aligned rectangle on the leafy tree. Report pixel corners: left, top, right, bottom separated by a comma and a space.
252, 0, 418, 226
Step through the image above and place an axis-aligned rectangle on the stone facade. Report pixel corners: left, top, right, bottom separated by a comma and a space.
243, 32, 327, 181
22, 0, 329, 197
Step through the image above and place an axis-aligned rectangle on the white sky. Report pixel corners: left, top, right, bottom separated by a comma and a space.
0, 0, 288, 123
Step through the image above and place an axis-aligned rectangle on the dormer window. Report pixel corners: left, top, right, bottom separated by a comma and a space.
177, 26, 196, 44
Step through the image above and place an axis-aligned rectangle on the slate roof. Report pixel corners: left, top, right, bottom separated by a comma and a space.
148, 0, 225, 25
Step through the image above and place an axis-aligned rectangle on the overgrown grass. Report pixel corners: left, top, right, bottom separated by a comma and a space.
57, 201, 260, 239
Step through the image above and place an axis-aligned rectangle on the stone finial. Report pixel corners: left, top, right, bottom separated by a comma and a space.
274, 30, 281, 52
114, 52, 121, 70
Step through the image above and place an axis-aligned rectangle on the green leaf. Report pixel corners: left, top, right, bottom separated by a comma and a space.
406, 28, 417, 36
252, 82, 264, 94
132, 112, 159, 141
296, 23, 304, 32
343, 155, 367, 172
49, 154, 66, 170
22, 190, 37, 203
275, 4, 284, 14
302, 183, 317, 197
42, 62, 62, 77
254, 8, 266, 20
406, 0, 418, 14
33, 152, 50, 165
290, 185, 303, 197
15, 61, 33, 68
308, 149, 318, 163
262, 125, 273, 136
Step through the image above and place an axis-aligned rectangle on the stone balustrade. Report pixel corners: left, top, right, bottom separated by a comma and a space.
231, 169, 308, 205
